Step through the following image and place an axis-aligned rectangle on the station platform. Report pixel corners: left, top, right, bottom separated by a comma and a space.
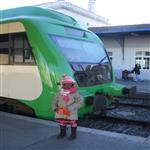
0, 112, 149, 150
117, 79, 150, 93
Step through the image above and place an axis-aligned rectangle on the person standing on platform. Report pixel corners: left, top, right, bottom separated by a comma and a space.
132, 64, 142, 81
52, 74, 83, 140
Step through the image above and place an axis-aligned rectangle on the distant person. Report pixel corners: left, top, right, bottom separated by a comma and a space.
131, 64, 141, 81
122, 69, 129, 80
52, 74, 83, 140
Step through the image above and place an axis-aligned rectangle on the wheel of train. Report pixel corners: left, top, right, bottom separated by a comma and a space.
93, 94, 107, 116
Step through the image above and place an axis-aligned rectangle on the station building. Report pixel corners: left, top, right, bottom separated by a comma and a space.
89, 24, 150, 80
38, 0, 109, 28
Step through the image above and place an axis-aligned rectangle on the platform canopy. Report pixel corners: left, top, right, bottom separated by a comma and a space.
89, 24, 150, 37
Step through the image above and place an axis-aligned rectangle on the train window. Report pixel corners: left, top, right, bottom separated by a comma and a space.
11, 33, 35, 65
24, 37, 35, 64
0, 34, 9, 64
51, 35, 107, 63
14, 48, 23, 63
0, 32, 35, 65
0, 48, 9, 64
13, 35, 24, 63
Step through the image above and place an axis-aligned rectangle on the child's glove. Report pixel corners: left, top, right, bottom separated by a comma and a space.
57, 107, 70, 116
57, 108, 63, 114
63, 108, 70, 116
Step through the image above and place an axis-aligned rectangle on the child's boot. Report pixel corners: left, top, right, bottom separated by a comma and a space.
57, 125, 66, 139
69, 127, 77, 140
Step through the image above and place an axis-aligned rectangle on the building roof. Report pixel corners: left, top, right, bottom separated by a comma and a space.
38, 1, 109, 24
89, 24, 150, 36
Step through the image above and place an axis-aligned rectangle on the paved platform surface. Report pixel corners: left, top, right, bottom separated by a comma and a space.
0, 112, 150, 150
117, 79, 150, 93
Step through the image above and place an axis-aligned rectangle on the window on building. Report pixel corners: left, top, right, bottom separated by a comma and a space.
0, 33, 35, 65
135, 51, 150, 69
107, 51, 113, 61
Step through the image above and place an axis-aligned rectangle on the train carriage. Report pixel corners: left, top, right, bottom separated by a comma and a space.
0, 6, 129, 119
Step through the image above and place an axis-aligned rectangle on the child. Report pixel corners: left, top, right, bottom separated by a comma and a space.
52, 74, 83, 139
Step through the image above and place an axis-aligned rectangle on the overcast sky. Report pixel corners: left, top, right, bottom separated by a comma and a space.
1, 0, 150, 25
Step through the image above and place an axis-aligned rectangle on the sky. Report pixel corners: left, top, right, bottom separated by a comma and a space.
0, 0, 150, 25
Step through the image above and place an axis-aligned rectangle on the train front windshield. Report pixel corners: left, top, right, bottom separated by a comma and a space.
51, 35, 112, 87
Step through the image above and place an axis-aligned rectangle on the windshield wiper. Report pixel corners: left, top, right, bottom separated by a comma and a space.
98, 56, 107, 64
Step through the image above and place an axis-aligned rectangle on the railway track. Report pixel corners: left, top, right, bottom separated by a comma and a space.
118, 92, 150, 100
106, 105, 150, 123
116, 94, 150, 108
79, 95, 150, 137
78, 116, 150, 137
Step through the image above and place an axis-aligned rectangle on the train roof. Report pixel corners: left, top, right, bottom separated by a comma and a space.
0, 6, 78, 25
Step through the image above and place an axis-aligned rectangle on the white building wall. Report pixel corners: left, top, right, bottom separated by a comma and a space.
102, 38, 123, 68
56, 8, 107, 27
101, 35, 150, 80
125, 35, 150, 80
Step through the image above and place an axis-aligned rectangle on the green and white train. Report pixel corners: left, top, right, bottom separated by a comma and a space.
0, 6, 130, 119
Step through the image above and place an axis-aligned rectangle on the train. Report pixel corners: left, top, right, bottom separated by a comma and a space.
0, 6, 132, 119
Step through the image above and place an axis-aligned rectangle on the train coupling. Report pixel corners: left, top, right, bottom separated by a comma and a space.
122, 86, 136, 96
